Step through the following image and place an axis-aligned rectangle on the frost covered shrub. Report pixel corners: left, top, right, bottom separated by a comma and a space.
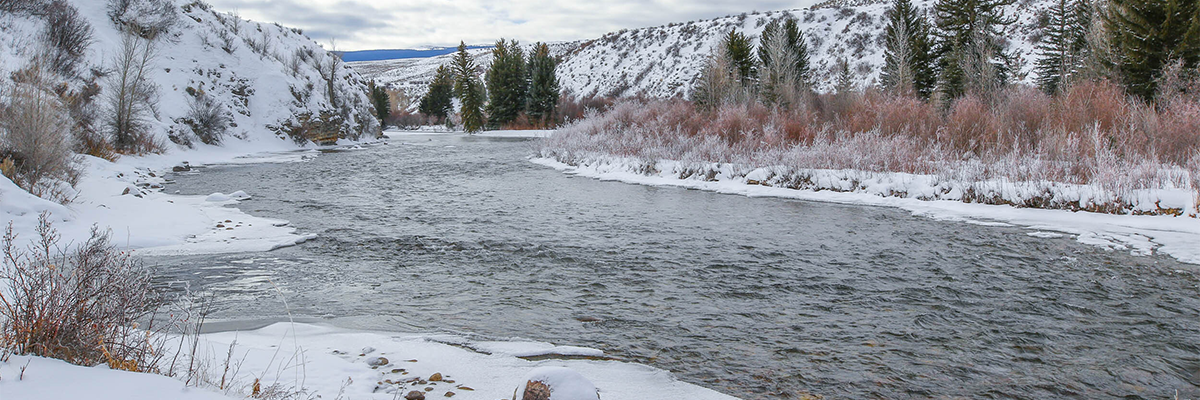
0, 63, 82, 204
108, 0, 177, 39
181, 92, 230, 145
0, 0, 42, 14
541, 80, 1200, 215
1, 214, 161, 370
943, 95, 999, 156
42, 0, 93, 77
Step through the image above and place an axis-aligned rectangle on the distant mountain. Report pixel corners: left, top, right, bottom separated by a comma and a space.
339, 46, 492, 62
353, 0, 1048, 101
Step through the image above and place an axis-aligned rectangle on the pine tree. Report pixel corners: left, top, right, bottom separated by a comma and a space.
758, 16, 813, 107
484, 39, 527, 129
758, 17, 812, 87
368, 80, 390, 127
1106, 0, 1200, 99
834, 58, 857, 93
1035, 0, 1091, 94
933, 0, 1017, 99
882, 0, 937, 98
451, 42, 485, 133
722, 30, 756, 85
419, 65, 455, 123
526, 42, 560, 126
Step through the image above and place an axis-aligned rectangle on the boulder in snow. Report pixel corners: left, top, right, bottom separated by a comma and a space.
514, 366, 600, 400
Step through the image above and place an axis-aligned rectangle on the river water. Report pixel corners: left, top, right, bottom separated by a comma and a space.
152, 133, 1200, 399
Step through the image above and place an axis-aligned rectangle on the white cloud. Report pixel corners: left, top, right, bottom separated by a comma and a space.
206, 0, 805, 50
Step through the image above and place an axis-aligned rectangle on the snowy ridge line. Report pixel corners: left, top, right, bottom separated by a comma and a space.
531, 156, 1200, 265
356, 0, 1046, 99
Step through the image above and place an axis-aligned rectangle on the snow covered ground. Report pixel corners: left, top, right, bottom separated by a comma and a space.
1, 131, 742, 400
532, 157, 1200, 266
0, 142, 323, 257
1, 322, 737, 400
384, 129, 554, 139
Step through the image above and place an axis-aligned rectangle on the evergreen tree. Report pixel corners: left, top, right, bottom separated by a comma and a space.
368, 80, 390, 127
933, 0, 1017, 99
526, 42, 560, 126
757, 17, 813, 108
1035, 0, 1091, 94
758, 17, 812, 87
834, 58, 857, 93
418, 65, 454, 123
1106, 0, 1200, 99
722, 30, 756, 85
451, 42, 486, 133
882, 0, 937, 98
484, 39, 528, 129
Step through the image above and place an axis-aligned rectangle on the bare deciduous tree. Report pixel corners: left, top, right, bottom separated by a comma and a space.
0, 60, 81, 203
105, 32, 161, 154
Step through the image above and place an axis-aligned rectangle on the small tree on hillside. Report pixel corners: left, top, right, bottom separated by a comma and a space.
368, 80, 390, 127
834, 57, 857, 93
882, 0, 937, 98
451, 42, 486, 133
526, 42, 560, 126
105, 32, 159, 154
419, 65, 455, 124
484, 39, 528, 129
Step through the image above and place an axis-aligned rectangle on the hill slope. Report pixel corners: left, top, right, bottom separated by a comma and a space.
1, 0, 380, 150
354, 0, 1047, 100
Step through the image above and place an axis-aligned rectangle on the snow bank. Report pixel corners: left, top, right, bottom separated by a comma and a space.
0, 355, 230, 400
532, 157, 1200, 265
384, 129, 554, 138
185, 323, 734, 400
1, 323, 737, 400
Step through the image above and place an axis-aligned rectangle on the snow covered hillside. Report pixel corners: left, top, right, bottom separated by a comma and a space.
1, 0, 381, 250
1, 0, 380, 147
353, 0, 1048, 99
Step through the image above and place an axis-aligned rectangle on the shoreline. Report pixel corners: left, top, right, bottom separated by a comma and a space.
2, 130, 744, 400
531, 156, 1200, 266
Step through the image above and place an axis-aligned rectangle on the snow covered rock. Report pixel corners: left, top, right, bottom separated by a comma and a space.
204, 190, 251, 202
514, 366, 601, 400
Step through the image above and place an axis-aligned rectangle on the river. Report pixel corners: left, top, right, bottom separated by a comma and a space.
151, 133, 1200, 399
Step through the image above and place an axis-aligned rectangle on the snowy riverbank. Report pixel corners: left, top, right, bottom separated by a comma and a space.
1, 323, 736, 400
2, 130, 744, 400
532, 157, 1200, 266
1, 140, 327, 257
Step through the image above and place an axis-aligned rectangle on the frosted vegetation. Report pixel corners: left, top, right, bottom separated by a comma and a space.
538, 0, 1200, 218
540, 82, 1200, 217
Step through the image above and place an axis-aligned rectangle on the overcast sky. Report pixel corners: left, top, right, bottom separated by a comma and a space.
205, 0, 804, 51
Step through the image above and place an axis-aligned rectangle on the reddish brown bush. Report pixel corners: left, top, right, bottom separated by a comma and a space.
1, 214, 162, 370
